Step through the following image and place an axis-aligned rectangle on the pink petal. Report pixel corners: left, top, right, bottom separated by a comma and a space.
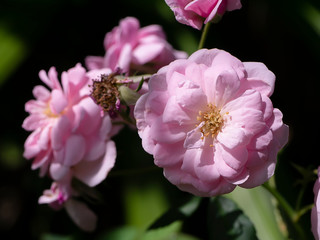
117, 44, 132, 73
247, 126, 273, 151
153, 141, 185, 167
32, 85, 50, 101
39, 67, 61, 90
162, 96, 193, 125
138, 25, 165, 39
149, 117, 186, 144
165, 0, 203, 30
22, 113, 47, 131
25, 99, 46, 113
184, 122, 205, 149
86, 68, 112, 81
50, 89, 67, 114
62, 64, 88, 100
104, 45, 121, 71
240, 161, 276, 188
215, 143, 248, 177
140, 125, 156, 154
205, 0, 224, 22
194, 145, 221, 182
175, 77, 207, 112
72, 98, 101, 135
203, 65, 241, 106
118, 17, 140, 43
51, 115, 71, 151
65, 199, 97, 232
31, 149, 51, 170
99, 115, 113, 139
133, 42, 164, 65
148, 70, 168, 91
73, 141, 116, 187
50, 163, 70, 181
243, 62, 275, 97
217, 125, 248, 149
268, 109, 289, 149
63, 134, 86, 166
85, 56, 105, 70
223, 90, 265, 136
84, 138, 106, 161
185, 0, 218, 18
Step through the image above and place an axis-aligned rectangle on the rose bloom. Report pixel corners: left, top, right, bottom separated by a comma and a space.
134, 48, 288, 197
312, 167, 320, 240
85, 17, 187, 74
39, 180, 97, 232
22, 64, 116, 188
165, 0, 242, 30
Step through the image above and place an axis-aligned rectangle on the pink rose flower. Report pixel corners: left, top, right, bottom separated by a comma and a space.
39, 180, 71, 210
85, 17, 188, 74
134, 48, 288, 197
165, 0, 242, 30
39, 180, 97, 232
22, 64, 116, 188
312, 167, 320, 240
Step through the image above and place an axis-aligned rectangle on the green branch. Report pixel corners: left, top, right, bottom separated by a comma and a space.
262, 182, 307, 240
198, 22, 212, 49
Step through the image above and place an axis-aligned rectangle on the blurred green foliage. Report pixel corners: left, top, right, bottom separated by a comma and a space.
0, 0, 319, 239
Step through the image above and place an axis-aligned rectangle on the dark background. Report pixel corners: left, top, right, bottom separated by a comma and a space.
0, 0, 319, 239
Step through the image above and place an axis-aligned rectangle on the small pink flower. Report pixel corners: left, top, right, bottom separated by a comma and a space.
134, 48, 288, 197
39, 180, 97, 232
312, 167, 320, 240
39, 181, 70, 210
22, 64, 116, 187
85, 17, 187, 74
165, 0, 242, 30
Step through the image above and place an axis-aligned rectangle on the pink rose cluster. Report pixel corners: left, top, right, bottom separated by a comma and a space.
86, 17, 188, 74
165, 0, 242, 30
22, 64, 116, 230
134, 48, 288, 196
22, 15, 187, 231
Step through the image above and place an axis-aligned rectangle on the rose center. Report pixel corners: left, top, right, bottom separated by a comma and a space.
197, 103, 224, 138
43, 105, 60, 118
90, 73, 120, 113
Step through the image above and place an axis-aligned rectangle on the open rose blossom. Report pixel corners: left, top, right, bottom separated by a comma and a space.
312, 167, 320, 240
85, 17, 187, 74
134, 48, 288, 197
165, 0, 242, 30
22, 63, 116, 188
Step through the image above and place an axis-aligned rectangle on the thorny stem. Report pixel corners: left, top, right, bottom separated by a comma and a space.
198, 21, 212, 49
295, 204, 314, 222
295, 184, 306, 212
262, 182, 307, 240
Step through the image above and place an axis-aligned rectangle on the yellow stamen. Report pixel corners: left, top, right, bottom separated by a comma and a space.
197, 103, 224, 139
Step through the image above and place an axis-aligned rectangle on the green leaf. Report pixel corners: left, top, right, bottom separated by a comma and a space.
41, 233, 74, 240
301, 2, 320, 36
0, 24, 27, 87
98, 223, 200, 240
142, 221, 200, 240
226, 186, 286, 240
149, 196, 201, 229
123, 183, 168, 230
207, 196, 258, 240
119, 85, 141, 105
98, 226, 140, 240
135, 77, 145, 92
142, 221, 181, 240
